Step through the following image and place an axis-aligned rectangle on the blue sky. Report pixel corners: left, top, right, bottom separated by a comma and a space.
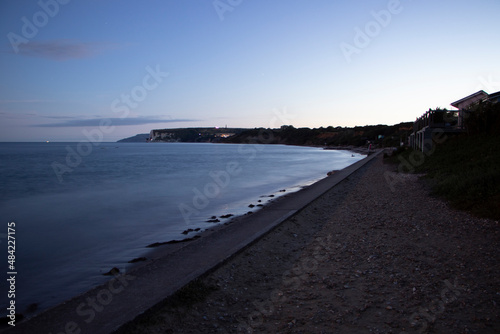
1, 0, 499, 141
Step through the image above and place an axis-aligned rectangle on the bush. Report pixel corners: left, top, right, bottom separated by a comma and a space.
414, 132, 500, 220
465, 101, 500, 135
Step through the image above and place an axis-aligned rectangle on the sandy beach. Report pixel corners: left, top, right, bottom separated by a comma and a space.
115, 154, 500, 333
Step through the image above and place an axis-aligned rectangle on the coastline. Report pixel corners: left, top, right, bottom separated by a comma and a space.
323, 145, 374, 155
1, 142, 363, 320
115, 151, 500, 333
127, 148, 367, 272
5, 150, 381, 334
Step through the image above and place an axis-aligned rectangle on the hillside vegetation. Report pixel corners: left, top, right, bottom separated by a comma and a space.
138, 123, 413, 148
223, 123, 413, 148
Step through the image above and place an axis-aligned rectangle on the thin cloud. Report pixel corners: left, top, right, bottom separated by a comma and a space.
0, 111, 77, 119
13, 40, 116, 61
0, 99, 53, 103
42, 115, 79, 119
35, 117, 199, 127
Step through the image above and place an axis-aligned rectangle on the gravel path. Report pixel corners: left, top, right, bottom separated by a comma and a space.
116, 155, 500, 334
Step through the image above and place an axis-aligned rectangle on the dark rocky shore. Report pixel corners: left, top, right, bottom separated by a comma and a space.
116, 155, 500, 333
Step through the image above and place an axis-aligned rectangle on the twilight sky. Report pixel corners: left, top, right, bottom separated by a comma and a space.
1, 0, 499, 142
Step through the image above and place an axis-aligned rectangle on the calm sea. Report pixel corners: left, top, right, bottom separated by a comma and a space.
0, 142, 364, 316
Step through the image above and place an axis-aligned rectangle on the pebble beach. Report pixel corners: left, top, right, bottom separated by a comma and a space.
116, 154, 500, 333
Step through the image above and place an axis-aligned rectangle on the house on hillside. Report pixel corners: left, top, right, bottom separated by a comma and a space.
450, 90, 490, 128
450, 90, 489, 110
409, 90, 500, 153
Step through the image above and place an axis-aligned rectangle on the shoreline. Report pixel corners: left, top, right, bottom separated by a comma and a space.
115, 152, 500, 334
127, 176, 338, 274
127, 148, 367, 273
1, 143, 363, 320
6, 150, 381, 334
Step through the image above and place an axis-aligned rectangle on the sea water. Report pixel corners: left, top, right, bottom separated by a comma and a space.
0, 142, 364, 315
